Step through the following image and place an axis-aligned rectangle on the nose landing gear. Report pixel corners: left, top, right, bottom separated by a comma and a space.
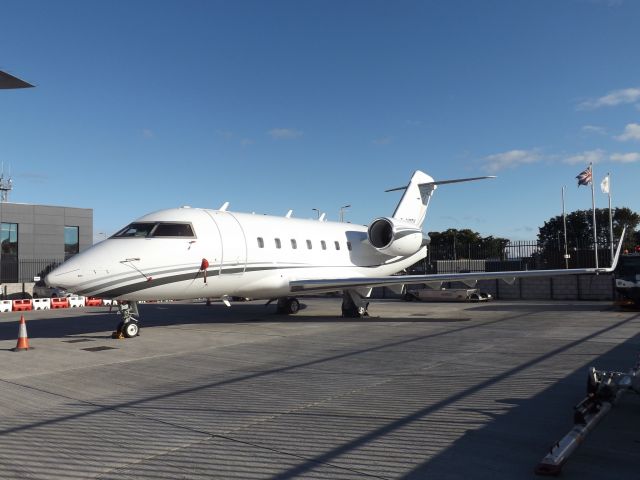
112, 301, 140, 339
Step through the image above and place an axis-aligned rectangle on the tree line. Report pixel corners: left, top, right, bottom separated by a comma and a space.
427, 207, 640, 261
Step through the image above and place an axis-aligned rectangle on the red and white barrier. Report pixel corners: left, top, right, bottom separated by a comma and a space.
12, 299, 33, 312
0, 296, 116, 313
33, 298, 51, 310
68, 296, 86, 308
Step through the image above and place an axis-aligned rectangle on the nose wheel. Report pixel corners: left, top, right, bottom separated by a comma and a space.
112, 301, 141, 339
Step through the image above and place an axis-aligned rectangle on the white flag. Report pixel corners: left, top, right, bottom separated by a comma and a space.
600, 175, 610, 194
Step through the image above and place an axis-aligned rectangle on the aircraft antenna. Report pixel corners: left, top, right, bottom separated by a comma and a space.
0, 163, 12, 202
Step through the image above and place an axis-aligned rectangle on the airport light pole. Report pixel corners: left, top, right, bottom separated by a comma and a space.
339, 204, 351, 222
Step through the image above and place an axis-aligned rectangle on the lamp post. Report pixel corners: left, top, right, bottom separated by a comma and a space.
339, 204, 351, 222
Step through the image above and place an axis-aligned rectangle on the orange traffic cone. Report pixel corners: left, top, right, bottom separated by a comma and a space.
13, 315, 32, 352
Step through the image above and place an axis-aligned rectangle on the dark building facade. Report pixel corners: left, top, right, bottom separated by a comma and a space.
0, 203, 93, 283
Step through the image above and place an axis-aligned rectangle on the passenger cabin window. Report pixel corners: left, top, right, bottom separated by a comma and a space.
257, 237, 264, 248
275, 238, 281, 249
306, 240, 312, 249
347, 241, 352, 251
334, 241, 340, 250
152, 223, 195, 237
321, 240, 326, 250
291, 239, 297, 249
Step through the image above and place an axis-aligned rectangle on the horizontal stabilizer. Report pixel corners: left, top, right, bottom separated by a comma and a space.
0, 70, 34, 89
385, 175, 495, 192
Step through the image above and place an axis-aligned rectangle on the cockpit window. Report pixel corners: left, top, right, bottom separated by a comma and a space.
113, 223, 156, 238
152, 223, 195, 237
112, 222, 195, 238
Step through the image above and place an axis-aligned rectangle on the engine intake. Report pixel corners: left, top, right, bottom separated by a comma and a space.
367, 217, 424, 257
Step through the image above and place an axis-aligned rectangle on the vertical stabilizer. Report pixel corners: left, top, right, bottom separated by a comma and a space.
389, 171, 495, 228
391, 170, 436, 228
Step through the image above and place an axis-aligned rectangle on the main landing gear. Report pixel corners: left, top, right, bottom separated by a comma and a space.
112, 301, 140, 339
341, 289, 369, 318
276, 297, 300, 314
271, 289, 370, 317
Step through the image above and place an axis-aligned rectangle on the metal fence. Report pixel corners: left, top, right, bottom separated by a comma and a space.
0, 258, 65, 283
411, 240, 617, 274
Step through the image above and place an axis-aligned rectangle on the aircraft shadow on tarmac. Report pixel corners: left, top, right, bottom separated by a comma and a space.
0, 302, 473, 342
467, 302, 618, 313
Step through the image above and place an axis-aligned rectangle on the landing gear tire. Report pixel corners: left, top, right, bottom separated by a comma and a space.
122, 321, 139, 338
276, 297, 300, 315
341, 304, 368, 318
341, 292, 369, 318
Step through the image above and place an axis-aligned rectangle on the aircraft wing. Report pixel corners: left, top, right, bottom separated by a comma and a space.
291, 229, 625, 294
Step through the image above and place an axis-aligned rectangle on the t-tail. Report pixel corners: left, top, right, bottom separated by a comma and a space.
387, 170, 496, 228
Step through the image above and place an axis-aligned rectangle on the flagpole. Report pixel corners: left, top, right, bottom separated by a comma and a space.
562, 186, 568, 269
608, 173, 613, 259
590, 162, 598, 269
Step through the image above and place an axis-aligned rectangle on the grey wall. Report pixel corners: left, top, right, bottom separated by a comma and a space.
0, 203, 93, 259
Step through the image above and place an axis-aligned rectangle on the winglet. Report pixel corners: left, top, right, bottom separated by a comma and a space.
601, 226, 626, 273
219, 202, 229, 211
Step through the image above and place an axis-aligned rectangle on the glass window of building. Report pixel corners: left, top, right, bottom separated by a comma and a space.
0, 223, 18, 256
65, 226, 79, 257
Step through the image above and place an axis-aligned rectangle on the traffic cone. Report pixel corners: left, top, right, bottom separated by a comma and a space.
12, 315, 32, 352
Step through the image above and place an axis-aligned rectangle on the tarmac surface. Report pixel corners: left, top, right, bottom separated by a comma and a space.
0, 297, 639, 479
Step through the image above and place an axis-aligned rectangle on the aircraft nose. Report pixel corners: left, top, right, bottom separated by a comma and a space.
45, 261, 82, 291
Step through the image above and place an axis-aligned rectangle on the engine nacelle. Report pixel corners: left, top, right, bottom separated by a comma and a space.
367, 217, 425, 257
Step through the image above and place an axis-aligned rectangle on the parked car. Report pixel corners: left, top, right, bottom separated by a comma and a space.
404, 287, 492, 302
32, 280, 68, 298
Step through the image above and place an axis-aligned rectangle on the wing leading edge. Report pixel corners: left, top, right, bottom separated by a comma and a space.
290, 229, 625, 294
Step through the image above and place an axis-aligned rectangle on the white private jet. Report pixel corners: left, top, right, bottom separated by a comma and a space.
46, 170, 623, 338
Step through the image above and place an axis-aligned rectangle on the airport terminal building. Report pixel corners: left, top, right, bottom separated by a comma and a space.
1, 202, 93, 286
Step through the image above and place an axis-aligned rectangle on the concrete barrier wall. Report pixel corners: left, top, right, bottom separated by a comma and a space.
477, 274, 614, 301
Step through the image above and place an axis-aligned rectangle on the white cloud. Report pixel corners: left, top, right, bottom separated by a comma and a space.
615, 123, 640, 142
578, 87, 640, 110
562, 149, 606, 165
142, 128, 154, 139
240, 138, 254, 146
581, 125, 607, 135
373, 136, 393, 145
482, 149, 541, 173
216, 130, 234, 139
268, 128, 303, 140
610, 152, 640, 163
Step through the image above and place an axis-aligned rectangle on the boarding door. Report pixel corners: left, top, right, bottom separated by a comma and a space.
207, 211, 247, 275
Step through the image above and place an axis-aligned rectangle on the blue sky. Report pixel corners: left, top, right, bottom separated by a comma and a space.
2, 0, 639, 241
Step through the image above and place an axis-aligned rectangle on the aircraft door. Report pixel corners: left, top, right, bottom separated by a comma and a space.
206, 211, 247, 275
